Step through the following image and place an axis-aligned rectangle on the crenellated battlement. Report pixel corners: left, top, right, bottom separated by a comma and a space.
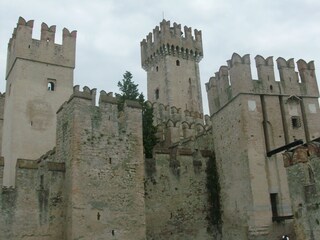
148, 101, 211, 146
140, 19, 203, 70
206, 53, 319, 115
58, 85, 141, 124
6, 16, 77, 78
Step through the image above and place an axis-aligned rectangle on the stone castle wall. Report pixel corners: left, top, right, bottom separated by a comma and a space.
283, 142, 320, 239
1, 17, 320, 240
0, 156, 65, 240
145, 149, 218, 239
0, 84, 220, 240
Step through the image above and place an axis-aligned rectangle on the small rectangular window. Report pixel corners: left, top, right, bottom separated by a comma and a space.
47, 78, 56, 91
291, 116, 301, 129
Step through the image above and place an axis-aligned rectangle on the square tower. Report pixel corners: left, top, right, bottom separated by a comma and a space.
2, 17, 76, 187
206, 53, 320, 239
141, 20, 204, 114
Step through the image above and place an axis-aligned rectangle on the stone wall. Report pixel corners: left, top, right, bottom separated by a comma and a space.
284, 142, 320, 239
57, 86, 146, 240
0, 156, 65, 240
145, 148, 219, 240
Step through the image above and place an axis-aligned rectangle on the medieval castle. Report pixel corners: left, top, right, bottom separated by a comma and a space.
0, 16, 320, 240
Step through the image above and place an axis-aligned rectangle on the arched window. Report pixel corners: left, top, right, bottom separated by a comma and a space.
47, 79, 56, 91
48, 82, 55, 91
176, 60, 180, 66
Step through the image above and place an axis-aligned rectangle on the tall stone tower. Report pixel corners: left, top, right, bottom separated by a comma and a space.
2, 17, 76, 187
206, 53, 320, 239
141, 20, 204, 114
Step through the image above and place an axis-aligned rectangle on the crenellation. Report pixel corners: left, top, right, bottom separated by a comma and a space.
141, 19, 203, 70
255, 56, 276, 80
173, 22, 181, 37
71, 85, 97, 104
184, 26, 192, 40
227, 53, 251, 68
207, 53, 320, 116
228, 53, 253, 97
254, 55, 279, 94
6, 17, 76, 78
99, 90, 117, 105
160, 19, 171, 36
276, 57, 302, 95
297, 59, 319, 96
62, 27, 77, 39
40, 22, 56, 42
277, 57, 295, 69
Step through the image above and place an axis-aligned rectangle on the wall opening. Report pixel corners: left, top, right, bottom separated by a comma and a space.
291, 116, 301, 129
47, 79, 56, 91
155, 89, 159, 100
40, 175, 44, 190
270, 193, 278, 221
176, 59, 180, 66
270, 85, 273, 91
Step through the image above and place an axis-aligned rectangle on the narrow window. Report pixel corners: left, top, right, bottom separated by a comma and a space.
47, 79, 56, 91
155, 89, 159, 100
176, 60, 180, 66
156, 66, 159, 72
291, 116, 301, 129
270, 193, 278, 221
40, 175, 44, 190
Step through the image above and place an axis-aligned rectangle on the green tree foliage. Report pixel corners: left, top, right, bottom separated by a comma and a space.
141, 97, 158, 158
116, 71, 141, 111
116, 71, 157, 158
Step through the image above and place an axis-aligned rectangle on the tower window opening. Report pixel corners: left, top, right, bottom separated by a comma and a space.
47, 79, 56, 91
155, 89, 159, 100
156, 66, 158, 72
176, 60, 180, 66
291, 116, 301, 129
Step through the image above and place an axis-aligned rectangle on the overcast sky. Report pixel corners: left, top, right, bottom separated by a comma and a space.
1, 0, 320, 114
